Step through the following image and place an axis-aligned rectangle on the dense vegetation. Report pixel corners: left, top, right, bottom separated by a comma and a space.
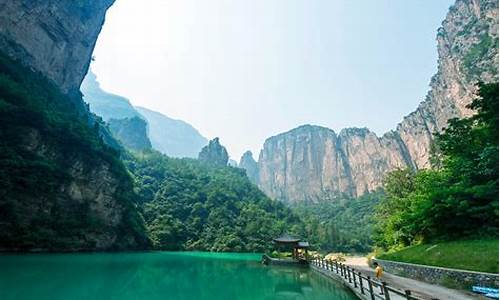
293, 192, 381, 254
378, 239, 498, 273
0, 53, 148, 250
124, 150, 303, 252
374, 83, 499, 250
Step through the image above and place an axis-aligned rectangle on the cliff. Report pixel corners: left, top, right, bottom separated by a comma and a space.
198, 138, 229, 167
239, 151, 259, 184
0, 0, 151, 251
252, 0, 499, 203
136, 107, 208, 158
81, 70, 141, 121
108, 117, 152, 151
0, 0, 115, 94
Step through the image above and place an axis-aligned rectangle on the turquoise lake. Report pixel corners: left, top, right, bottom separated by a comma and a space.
0, 252, 357, 300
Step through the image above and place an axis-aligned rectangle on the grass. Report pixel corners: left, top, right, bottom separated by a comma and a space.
378, 239, 499, 273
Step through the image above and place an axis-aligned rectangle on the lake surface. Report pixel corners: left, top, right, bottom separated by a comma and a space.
0, 252, 357, 300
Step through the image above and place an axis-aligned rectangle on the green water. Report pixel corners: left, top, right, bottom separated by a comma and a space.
0, 252, 357, 300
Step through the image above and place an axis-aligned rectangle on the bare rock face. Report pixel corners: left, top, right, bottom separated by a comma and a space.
396, 0, 499, 169
239, 151, 259, 184
258, 126, 412, 202
0, 1, 152, 250
256, 0, 498, 203
0, 0, 114, 94
108, 117, 152, 151
198, 138, 229, 167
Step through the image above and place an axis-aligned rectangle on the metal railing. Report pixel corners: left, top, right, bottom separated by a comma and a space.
310, 258, 435, 300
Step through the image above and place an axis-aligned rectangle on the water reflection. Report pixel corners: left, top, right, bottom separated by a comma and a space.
0, 252, 357, 300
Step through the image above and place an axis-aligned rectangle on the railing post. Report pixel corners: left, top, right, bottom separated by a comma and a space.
344, 265, 348, 280
405, 290, 412, 300
367, 276, 375, 300
340, 263, 344, 276
347, 266, 352, 283
335, 261, 338, 273
352, 269, 357, 288
359, 272, 364, 295
382, 282, 390, 300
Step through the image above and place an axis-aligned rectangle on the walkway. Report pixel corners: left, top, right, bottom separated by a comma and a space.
343, 257, 483, 300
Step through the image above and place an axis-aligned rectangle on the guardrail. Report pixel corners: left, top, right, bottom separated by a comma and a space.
311, 258, 436, 300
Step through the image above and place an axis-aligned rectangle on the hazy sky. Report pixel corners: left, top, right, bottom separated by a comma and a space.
90, 0, 454, 160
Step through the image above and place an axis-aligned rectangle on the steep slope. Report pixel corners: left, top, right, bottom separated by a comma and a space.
395, 0, 499, 169
81, 71, 141, 121
108, 117, 152, 151
258, 125, 412, 201
198, 138, 229, 167
252, 0, 498, 203
238, 151, 259, 184
0, 0, 115, 94
0, 53, 149, 251
81, 72, 207, 157
136, 107, 208, 158
125, 150, 303, 252
0, 0, 151, 251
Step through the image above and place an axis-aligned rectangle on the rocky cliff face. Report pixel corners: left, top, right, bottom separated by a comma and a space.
396, 0, 499, 169
0, 0, 114, 94
0, 1, 152, 251
198, 138, 229, 167
239, 151, 259, 184
253, 0, 498, 203
108, 117, 152, 151
81, 70, 141, 121
136, 107, 208, 158
82, 71, 208, 158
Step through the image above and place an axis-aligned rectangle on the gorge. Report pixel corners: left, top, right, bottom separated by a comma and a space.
242, 0, 499, 203
0, 0, 497, 254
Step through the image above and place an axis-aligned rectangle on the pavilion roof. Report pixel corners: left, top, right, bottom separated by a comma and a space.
297, 241, 310, 248
273, 233, 301, 243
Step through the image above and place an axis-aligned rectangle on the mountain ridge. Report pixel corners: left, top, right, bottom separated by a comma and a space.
244, 0, 499, 203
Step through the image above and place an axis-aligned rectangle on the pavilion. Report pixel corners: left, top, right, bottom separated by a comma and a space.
272, 233, 310, 261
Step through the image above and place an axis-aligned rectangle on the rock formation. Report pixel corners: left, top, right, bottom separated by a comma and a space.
136, 107, 208, 158
198, 138, 229, 167
0, 0, 115, 94
239, 151, 259, 184
108, 117, 152, 151
251, 0, 499, 203
81, 70, 141, 121
0, 0, 151, 251
82, 71, 207, 157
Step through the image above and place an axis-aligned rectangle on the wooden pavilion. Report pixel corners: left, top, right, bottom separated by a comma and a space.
272, 233, 310, 261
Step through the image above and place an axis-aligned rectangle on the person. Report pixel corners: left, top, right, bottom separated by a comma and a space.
374, 262, 383, 279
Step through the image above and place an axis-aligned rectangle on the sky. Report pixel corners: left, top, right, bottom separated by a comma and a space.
90, 0, 454, 160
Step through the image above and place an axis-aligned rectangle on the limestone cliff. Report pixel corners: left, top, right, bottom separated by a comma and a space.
198, 138, 229, 167
108, 117, 152, 151
253, 0, 498, 203
136, 107, 208, 158
396, 0, 499, 169
0, 0, 115, 94
81, 70, 141, 121
239, 151, 259, 184
0, 0, 151, 251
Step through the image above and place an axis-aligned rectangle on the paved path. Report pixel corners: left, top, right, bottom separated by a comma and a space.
343, 257, 485, 300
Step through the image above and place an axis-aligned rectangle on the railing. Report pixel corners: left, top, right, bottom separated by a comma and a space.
310, 258, 435, 300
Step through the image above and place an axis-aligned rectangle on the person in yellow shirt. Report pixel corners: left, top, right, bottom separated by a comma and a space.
374, 262, 383, 279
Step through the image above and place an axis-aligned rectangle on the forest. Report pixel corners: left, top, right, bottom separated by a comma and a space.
124, 150, 304, 252
374, 83, 499, 250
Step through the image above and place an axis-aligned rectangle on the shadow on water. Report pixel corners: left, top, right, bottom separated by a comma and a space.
0, 252, 357, 300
